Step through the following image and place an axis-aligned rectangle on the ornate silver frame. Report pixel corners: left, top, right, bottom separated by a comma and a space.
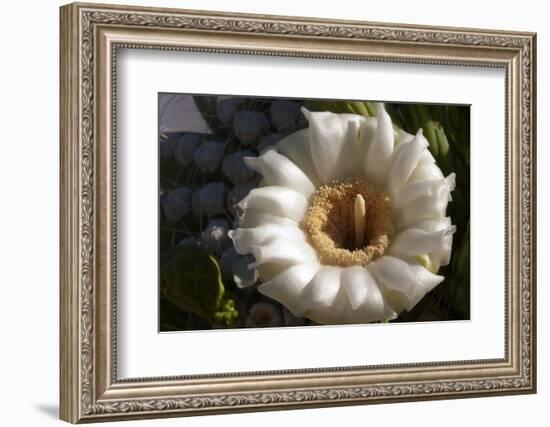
60, 2, 537, 423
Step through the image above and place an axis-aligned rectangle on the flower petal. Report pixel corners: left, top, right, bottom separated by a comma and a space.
248, 237, 318, 269
301, 107, 365, 184
388, 226, 456, 259
364, 103, 394, 186
341, 266, 369, 310
244, 149, 316, 199
238, 210, 298, 229
393, 128, 435, 166
258, 262, 321, 315
400, 217, 455, 269
393, 174, 456, 214
276, 128, 320, 186
256, 262, 289, 282
296, 266, 343, 316
393, 175, 455, 229
357, 118, 377, 164
419, 149, 436, 165
395, 128, 415, 145
386, 130, 429, 196
228, 224, 306, 255
238, 186, 308, 223
369, 255, 444, 312
408, 162, 445, 182
341, 266, 397, 322
404, 217, 453, 233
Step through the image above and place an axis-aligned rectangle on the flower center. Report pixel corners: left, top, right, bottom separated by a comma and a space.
302, 178, 393, 267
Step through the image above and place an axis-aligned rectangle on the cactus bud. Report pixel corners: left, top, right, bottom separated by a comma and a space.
161, 187, 191, 223
174, 133, 202, 166
233, 111, 269, 145
269, 100, 307, 134
193, 141, 224, 174
191, 182, 227, 217
222, 150, 257, 184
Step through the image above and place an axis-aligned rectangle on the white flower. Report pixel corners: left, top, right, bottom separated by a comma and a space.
228, 103, 456, 325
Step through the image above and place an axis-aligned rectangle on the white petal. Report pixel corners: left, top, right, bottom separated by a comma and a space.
408, 163, 445, 182
386, 131, 429, 196
433, 244, 453, 268
276, 128, 320, 186
419, 149, 436, 165
393, 174, 456, 214
258, 262, 321, 315
244, 149, 316, 199
229, 224, 306, 255
394, 128, 432, 166
364, 103, 394, 186
395, 128, 415, 145
395, 128, 436, 166
394, 175, 455, 229
341, 266, 397, 322
404, 217, 452, 233
239, 186, 308, 223
358, 118, 377, 166
395, 202, 448, 231
389, 226, 456, 258
248, 237, 318, 268
369, 255, 444, 312
301, 266, 397, 324
340, 266, 369, 310
401, 217, 455, 269
238, 209, 298, 229
296, 266, 343, 316
256, 262, 288, 282
301, 107, 365, 183
304, 295, 347, 324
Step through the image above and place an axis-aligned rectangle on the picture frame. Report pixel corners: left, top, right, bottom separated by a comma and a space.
59, 2, 537, 423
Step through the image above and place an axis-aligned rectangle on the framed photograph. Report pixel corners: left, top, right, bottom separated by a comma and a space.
60, 2, 537, 423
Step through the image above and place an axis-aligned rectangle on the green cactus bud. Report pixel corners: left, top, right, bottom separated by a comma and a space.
404, 104, 419, 131
415, 105, 439, 154
433, 122, 456, 175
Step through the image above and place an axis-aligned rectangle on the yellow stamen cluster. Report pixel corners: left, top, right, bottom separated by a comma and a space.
302, 178, 392, 267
